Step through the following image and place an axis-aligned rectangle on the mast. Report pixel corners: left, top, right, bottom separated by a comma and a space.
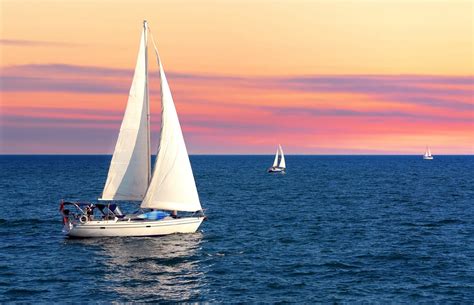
144, 20, 151, 184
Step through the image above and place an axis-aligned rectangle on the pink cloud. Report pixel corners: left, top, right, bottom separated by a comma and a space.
1, 64, 472, 154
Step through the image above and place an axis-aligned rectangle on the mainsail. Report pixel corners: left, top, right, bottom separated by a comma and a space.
278, 144, 286, 168
272, 148, 279, 167
100, 23, 150, 201
140, 40, 202, 212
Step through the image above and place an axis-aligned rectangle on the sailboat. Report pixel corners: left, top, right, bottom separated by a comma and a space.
59, 21, 205, 237
423, 146, 434, 160
267, 144, 286, 173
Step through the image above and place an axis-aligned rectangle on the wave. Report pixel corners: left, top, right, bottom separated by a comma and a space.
401, 219, 465, 228
4, 288, 50, 297
130, 256, 194, 266
0, 218, 58, 226
323, 261, 359, 269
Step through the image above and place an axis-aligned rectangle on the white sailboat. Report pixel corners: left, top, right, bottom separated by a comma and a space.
60, 21, 205, 237
267, 144, 286, 173
423, 146, 434, 160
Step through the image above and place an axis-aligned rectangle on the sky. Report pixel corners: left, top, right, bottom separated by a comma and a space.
0, 0, 473, 154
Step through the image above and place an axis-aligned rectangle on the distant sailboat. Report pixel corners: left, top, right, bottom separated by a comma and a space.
59, 21, 205, 237
423, 146, 434, 160
268, 145, 286, 173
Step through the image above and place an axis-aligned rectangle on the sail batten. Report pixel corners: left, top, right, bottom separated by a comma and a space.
100, 24, 150, 201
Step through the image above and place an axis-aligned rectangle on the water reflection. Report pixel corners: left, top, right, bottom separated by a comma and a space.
67, 233, 205, 302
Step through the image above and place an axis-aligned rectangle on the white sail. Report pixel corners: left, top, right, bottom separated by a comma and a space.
428, 147, 432, 157
272, 148, 279, 167
100, 25, 150, 201
141, 49, 201, 212
278, 144, 286, 168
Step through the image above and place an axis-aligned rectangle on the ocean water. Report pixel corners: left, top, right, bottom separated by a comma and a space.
0, 155, 473, 303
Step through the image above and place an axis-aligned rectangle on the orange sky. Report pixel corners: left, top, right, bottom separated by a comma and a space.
0, 0, 473, 154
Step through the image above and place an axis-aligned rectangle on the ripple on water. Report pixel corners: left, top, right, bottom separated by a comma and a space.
0, 155, 473, 302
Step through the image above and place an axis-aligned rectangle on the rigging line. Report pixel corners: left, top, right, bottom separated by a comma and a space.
147, 25, 162, 65
149, 27, 180, 200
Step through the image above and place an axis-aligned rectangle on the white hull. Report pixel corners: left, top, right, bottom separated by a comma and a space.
268, 167, 285, 173
64, 217, 204, 238
423, 156, 434, 160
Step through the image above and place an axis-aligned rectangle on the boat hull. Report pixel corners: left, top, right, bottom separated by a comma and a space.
267, 167, 285, 173
423, 156, 434, 160
64, 217, 204, 238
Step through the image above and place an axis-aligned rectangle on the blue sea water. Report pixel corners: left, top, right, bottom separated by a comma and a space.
0, 155, 473, 303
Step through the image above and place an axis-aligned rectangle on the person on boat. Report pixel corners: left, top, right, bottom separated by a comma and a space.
62, 209, 70, 225
171, 210, 178, 219
85, 205, 95, 220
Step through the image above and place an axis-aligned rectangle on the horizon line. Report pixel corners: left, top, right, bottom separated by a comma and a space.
1, 153, 472, 156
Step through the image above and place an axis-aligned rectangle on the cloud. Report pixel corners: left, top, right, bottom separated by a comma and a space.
0, 39, 81, 47
0, 64, 241, 93
0, 76, 127, 94
0, 63, 242, 80
281, 75, 473, 99
2, 63, 472, 94
262, 105, 472, 123
1, 64, 131, 78
1, 63, 472, 114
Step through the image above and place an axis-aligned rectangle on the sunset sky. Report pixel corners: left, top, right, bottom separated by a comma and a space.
1, 0, 473, 154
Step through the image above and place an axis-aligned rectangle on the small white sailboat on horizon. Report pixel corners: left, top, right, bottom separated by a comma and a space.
268, 144, 286, 173
423, 146, 434, 160
60, 21, 205, 238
